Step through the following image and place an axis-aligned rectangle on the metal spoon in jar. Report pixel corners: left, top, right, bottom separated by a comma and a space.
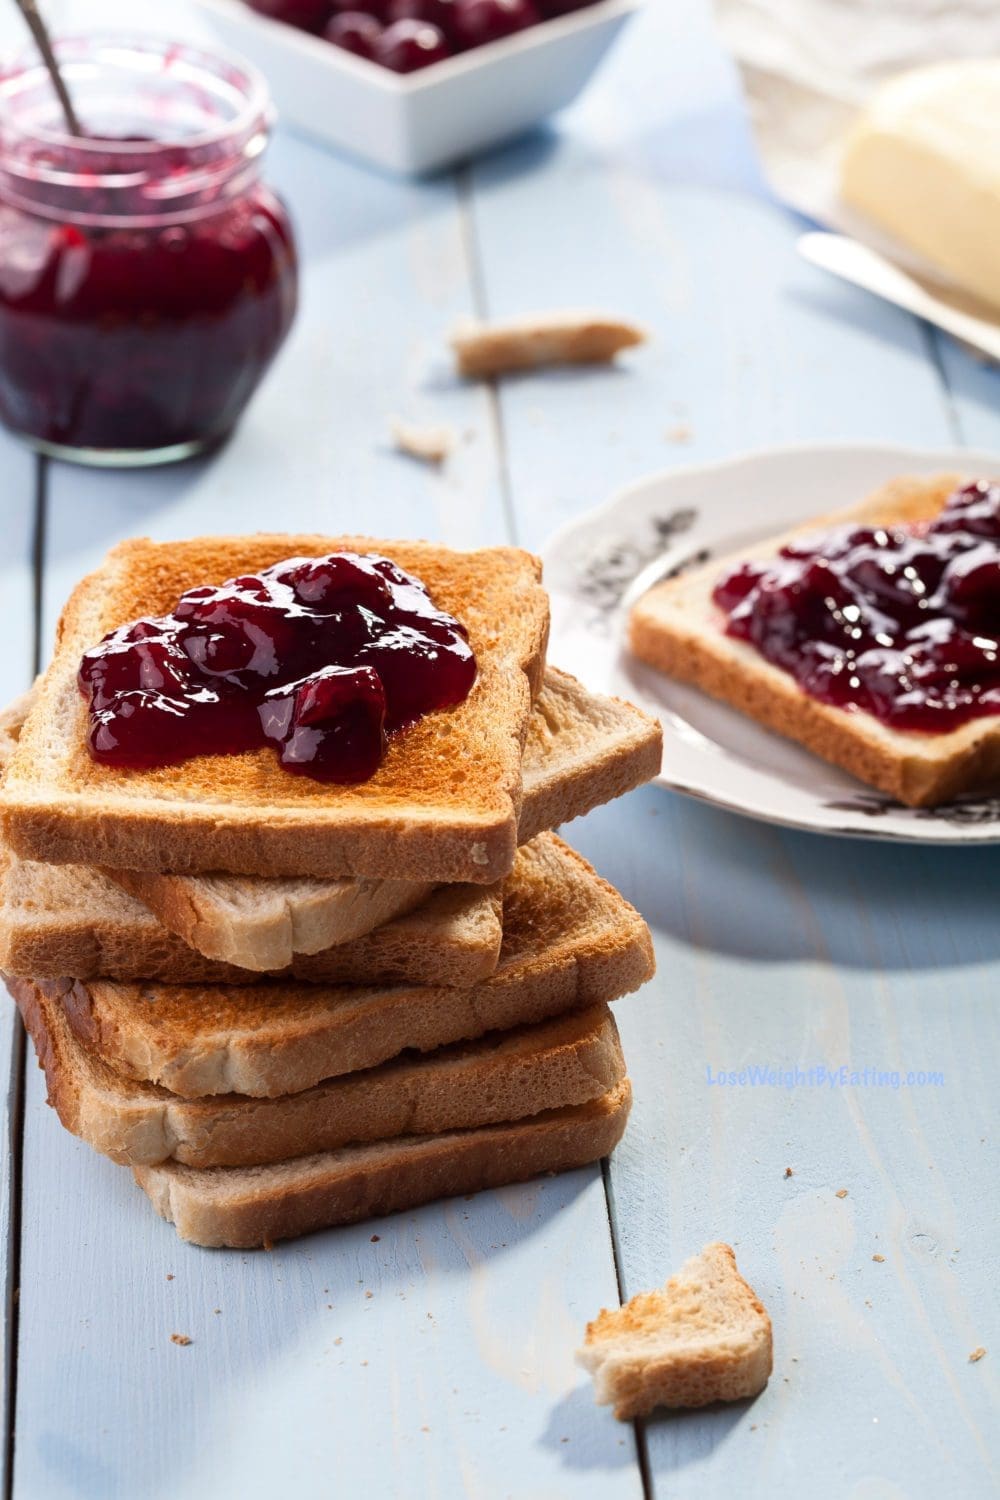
13, 0, 82, 136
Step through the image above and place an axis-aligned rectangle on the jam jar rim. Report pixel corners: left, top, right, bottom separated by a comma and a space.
0, 33, 274, 228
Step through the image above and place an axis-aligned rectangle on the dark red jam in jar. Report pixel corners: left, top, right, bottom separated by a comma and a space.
712, 480, 1000, 733
0, 37, 298, 465
78, 552, 478, 782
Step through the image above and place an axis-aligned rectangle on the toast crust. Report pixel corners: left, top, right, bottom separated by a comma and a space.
133, 1080, 632, 1247
0, 672, 661, 981
14, 981, 626, 1169
100, 667, 661, 969
2, 535, 550, 880
630, 474, 1000, 807
43, 835, 655, 1098
0, 845, 503, 987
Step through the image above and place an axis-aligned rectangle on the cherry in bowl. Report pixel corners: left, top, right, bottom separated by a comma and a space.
385, 0, 460, 41
325, 10, 384, 56
375, 19, 452, 70
450, 0, 540, 49
247, 0, 335, 32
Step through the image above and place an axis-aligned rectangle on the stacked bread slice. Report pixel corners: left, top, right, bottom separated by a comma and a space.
0, 535, 660, 1248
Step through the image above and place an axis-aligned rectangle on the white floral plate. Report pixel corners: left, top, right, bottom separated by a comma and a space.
543, 443, 1000, 843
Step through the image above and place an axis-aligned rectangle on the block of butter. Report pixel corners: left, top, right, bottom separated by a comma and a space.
841, 60, 1000, 314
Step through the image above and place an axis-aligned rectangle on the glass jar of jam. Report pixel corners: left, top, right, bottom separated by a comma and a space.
0, 36, 299, 465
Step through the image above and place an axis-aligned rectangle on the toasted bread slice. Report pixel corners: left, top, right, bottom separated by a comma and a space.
0, 535, 550, 882
577, 1242, 773, 1418
0, 678, 659, 981
134, 1079, 632, 1247
16, 980, 625, 1169
102, 668, 662, 969
31, 835, 654, 1098
629, 473, 1000, 807
0, 840, 502, 987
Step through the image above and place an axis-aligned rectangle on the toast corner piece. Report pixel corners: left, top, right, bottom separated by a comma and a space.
133, 1080, 632, 1249
577, 1241, 772, 1419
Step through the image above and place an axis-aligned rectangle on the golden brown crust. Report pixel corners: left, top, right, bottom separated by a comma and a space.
2, 535, 551, 880
47, 835, 656, 1099
0, 669, 661, 976
12, 981, 626, 1170
0, 854, 503, 987
630, 474, 1000, 807
133, 1080, 632, 1247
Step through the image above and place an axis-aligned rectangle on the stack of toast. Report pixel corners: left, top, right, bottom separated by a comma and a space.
0, 535, 661, 1248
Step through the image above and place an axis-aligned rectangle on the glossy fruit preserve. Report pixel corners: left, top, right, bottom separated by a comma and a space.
0, 39, 298, 463
79, 552, 478, 782
251, 0, 593, 72
712, 480, 1000, 733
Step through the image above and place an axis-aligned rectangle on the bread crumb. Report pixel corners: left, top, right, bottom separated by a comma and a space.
370, 1234, 380, 1242
170, 1333, 192, 1347
872, 1254, 885, 1263
450, 310, 646, 379
665, 423, 693, 444
334, 1337, 343, 1346
969, 1347, 987, 1363
166, 1274, 174, 1281
784, 1167, 793, 1178
365, 1290, 373, 1300
835, 1189, 848, 1199
390, 417, 455, 465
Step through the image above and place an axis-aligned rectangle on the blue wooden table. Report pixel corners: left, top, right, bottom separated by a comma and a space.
0, 2, 998, 1496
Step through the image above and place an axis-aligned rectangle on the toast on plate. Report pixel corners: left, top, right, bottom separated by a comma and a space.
630, 474, 1000, 807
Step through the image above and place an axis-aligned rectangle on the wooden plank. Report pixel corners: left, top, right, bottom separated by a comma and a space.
15, 1093, 642, 1500
466, 1, 998, 1494
12, 19, 644, 1499
0, 439, 42, 1500
566, 790, 999, 1497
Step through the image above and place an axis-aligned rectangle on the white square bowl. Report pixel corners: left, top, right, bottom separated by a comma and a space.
194, 0, 639, 175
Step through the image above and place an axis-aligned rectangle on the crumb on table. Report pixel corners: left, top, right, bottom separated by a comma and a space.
390, 417, 456, 465
170, 1333, 192, 1347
